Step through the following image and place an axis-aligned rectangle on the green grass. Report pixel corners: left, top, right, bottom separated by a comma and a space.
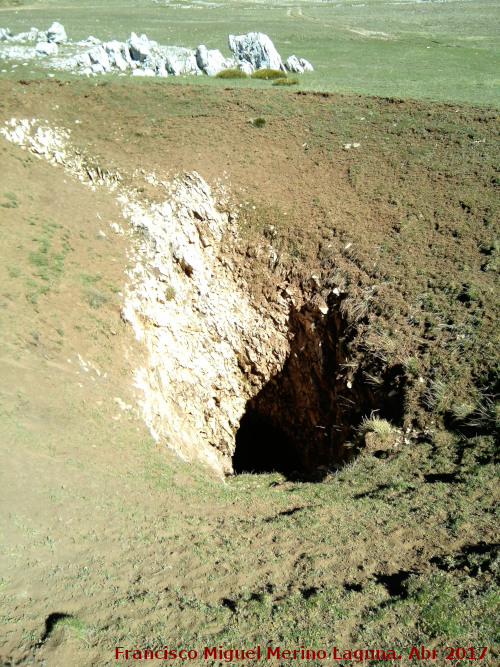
273, 77, 299, 87
86, 287, 109, 309
0, 0, 498, 106
23, 219, 71, 307
215, 68, 248, 79
1, 191, 18, 209
251, 69, 286, 81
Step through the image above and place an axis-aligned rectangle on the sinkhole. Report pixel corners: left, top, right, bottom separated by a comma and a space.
232, 298, 405, 479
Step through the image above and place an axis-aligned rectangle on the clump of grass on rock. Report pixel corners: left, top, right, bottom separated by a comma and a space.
215, 68, 248, 79
353, 415, 399, 456
251, 68, 286, 80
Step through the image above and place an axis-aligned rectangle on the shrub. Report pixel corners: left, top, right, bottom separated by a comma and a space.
86, 288, 109, 309
273, 77, 299, 86
357, 416, 393, 439
251, 117, 266, 128
215, 69, 248, 79
165, 285, 176, 301
251, 68, 286, 80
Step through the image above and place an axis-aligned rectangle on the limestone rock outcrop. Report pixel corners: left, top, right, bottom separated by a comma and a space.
127, 31, 151, 62
104, 40, 132, 71
119, 174, 293, 476
228, 32, 285, 71
47, 21, 67, 44
300, 57, 314, 72
0, 24, 314, 80
35, 42, 58, 57
286, 55, 304, 73
196, 45, 230, 76
163, 47, 200, 76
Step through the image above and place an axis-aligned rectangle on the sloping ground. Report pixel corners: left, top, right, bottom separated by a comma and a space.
0, 79, 498, 665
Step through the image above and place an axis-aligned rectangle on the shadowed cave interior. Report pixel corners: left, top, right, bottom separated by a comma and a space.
232, 411, 300, 475
231, 300, 405, 478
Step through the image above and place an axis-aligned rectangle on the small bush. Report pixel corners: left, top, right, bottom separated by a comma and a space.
87, 288, 109, 309
165, 285, 176, 301
251, 68, 286, 80
273, 77, 299, 86
251, 117, 266, 128
358, 416, 393, 439
215, 69, 248, 79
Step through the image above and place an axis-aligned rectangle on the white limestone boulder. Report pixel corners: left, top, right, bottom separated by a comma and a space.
196, 45, 227, 76
228, 32, 284, 71
88, 45, 111, 72
286, 55, 304, 74
127, 32, 150, 62
239, 61, 254, 76
165, 48, 200, 76
103, 40, 130, 71
47, 22, 67, 44
35, 42, 59, 57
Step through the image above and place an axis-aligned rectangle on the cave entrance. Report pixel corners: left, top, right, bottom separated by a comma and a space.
231, 299, 404, 479
232, 410, 300, 474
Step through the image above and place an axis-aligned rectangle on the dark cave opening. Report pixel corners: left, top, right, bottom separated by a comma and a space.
231, 298, 406, 479
232, 411, 300, 474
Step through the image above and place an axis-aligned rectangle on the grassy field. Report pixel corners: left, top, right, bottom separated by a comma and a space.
0, 0, 499, 106
0, 1, 498, 665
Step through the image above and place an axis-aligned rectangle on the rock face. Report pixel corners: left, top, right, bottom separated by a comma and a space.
228, 32, 285, 71
127, 32, 150, 62
35, 42, 58, 57
47, 22, 67, 44
196, 45, 229, 76
119, 175, 292, 476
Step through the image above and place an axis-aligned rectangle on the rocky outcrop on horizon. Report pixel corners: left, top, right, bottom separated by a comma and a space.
0, 23, 313, 78
228, 32, 285, 72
